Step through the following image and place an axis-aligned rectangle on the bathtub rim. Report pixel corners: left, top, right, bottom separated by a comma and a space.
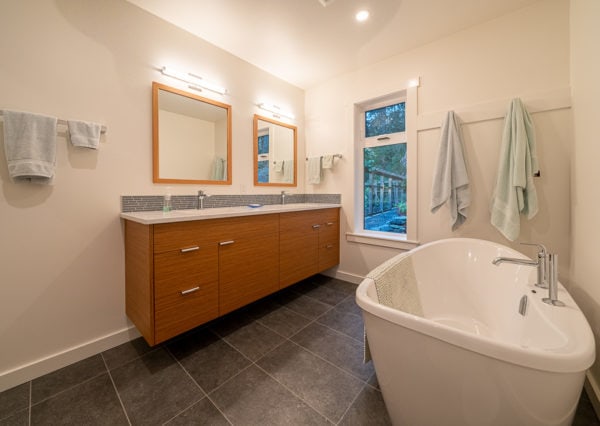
356, 237, 596, 374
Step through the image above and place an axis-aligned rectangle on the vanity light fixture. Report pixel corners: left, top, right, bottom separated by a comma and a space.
258, 103, 295, 120
161, 66, 227, 95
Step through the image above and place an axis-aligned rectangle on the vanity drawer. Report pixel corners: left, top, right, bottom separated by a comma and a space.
153, 220, 223, 254
319, 208, 339, 225
154, 247, 219, 343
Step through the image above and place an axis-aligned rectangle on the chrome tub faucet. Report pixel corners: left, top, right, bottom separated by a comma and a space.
492, 243, 563, 307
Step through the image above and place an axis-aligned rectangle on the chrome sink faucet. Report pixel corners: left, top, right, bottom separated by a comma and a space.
492, 243, 563, 307
281, 190, 287, 205
197, 190, 210, 209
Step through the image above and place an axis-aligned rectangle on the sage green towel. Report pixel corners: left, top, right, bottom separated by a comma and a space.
490, 98, 539, 241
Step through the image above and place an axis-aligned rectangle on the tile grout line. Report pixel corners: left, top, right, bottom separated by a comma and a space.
101, 352, 132, 426
28, 380, 32, 426
163, 343, 235, 425
210, 296, 360, 424
27, 369, 108, 408
213, 316, 334, 424
252, 362, 335, 424
335, 382, 369, 425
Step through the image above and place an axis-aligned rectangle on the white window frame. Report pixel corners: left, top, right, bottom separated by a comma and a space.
347, 82, 419, 249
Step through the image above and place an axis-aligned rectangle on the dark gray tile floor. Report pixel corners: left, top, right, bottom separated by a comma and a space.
1, 274, 598, 425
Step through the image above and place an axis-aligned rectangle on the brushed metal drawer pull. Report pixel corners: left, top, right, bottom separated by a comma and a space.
219, 240, 235, 246
312, 224, 321, 229
181, 286, 200, 295
180, 246, 200, 253
326, 222, 334, 226
326, 244, 334, 249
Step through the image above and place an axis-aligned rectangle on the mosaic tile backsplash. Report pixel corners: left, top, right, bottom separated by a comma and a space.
121, 193, 341, 213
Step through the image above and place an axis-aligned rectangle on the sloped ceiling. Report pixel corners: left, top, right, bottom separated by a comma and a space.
128, 0, 540, 89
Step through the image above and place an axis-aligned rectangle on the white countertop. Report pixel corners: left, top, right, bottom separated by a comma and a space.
120, 203, 341, 225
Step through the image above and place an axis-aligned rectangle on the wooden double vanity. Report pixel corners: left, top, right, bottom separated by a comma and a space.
122, 204, 340, 346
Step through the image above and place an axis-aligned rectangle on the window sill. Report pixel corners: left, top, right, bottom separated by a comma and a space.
345, 231, 419, 250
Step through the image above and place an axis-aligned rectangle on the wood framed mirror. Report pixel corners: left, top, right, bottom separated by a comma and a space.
253, 114, 297, 187
152, 82, 232, 184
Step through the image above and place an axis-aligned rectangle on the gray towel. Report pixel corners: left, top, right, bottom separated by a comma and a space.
3, 110, 58, 184
67, 120, 101, 149
430, 111, 470, 230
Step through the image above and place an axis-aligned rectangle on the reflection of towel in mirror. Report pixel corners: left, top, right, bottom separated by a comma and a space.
490, 98, 539, 241
3, 110, 57, 184
283, 160, 294, 183
274, 161, 284, 172
211, 157, 227, 180
430, 111, 470, 230
67, 120, 102, 149
321, 155, 334, 169
307, 157, 321, 184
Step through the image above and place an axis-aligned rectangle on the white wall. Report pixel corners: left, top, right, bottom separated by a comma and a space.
158, 110, 215, 180
0, 0, 304, 390
306, 0, 572, 281
569, 0, 600, 402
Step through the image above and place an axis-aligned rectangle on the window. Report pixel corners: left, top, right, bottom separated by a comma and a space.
359, 97, 408, 235
257, 132, 269, 183
349, 87, 417, 249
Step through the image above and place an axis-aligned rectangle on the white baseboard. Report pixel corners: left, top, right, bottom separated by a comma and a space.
0, 326, 140, 392
585, 371, 600, 419
321, 268, 365, 285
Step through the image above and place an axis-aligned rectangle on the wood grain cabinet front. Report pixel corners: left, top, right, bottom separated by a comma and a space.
279, 208, 340, 288
153, 245, 218, 343
217, 215, 279, 315
124, 207, 340, 346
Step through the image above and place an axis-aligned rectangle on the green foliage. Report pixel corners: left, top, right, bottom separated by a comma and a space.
365, 102, 405, 138
397, 200, 407, 214
363, 143, 407, 176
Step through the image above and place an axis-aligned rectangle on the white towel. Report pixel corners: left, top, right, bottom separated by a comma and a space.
283, 160, 294, 183
67, 120, 102, 149
211, 156, 226, 180
274, 160, 284, 172
307, 157, 321, 184
490, 98, 539, 241
430, 111, 470, 230
3, 110, 57, 184
321, 155, 334, 169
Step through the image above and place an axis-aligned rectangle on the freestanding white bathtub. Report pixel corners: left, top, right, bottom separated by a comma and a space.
356, 238, 595, 426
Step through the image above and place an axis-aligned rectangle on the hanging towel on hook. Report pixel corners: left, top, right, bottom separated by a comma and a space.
490, 98, 539, 241
430, 111, 470, 230
3, 110, 57, 184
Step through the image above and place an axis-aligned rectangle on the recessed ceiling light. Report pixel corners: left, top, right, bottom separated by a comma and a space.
355, 10, 370, 22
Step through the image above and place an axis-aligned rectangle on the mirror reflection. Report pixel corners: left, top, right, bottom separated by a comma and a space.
253, 114, 297, 186
153, 82, 232, 184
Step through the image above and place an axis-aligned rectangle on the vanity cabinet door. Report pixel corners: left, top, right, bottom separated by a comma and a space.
318, 209, 340, 271
154, 245, 219, 344
279, 210, 320, 288
218, 215, 280, 315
